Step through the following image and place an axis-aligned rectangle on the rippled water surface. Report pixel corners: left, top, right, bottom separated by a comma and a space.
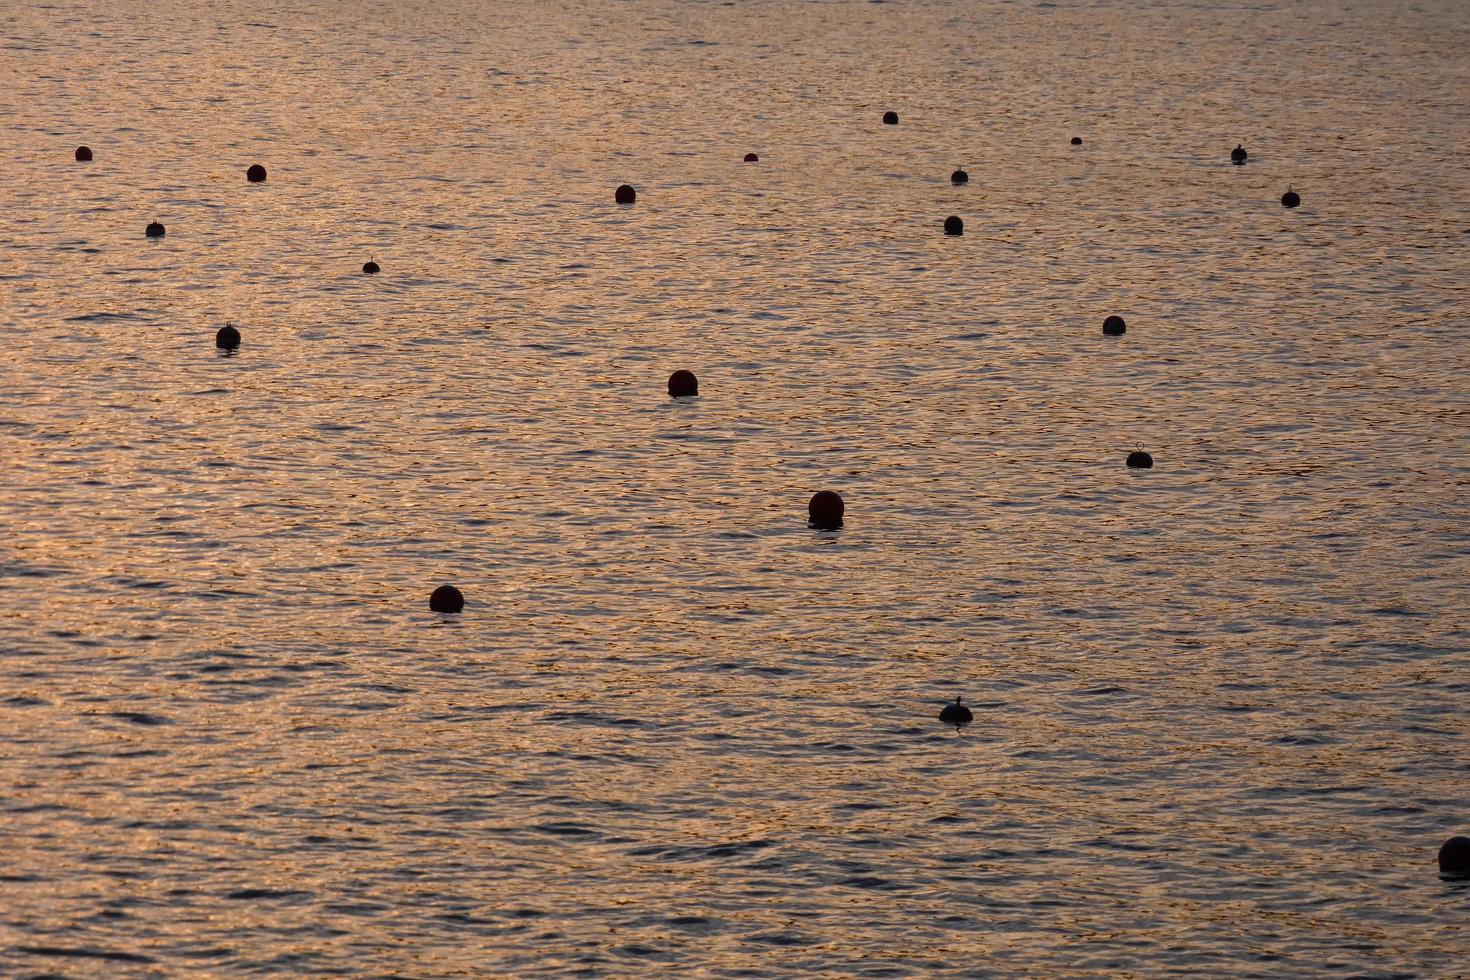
2, 0, 1468, 974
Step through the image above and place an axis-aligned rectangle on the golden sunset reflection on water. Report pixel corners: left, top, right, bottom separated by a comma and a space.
2, 0, 1468, 973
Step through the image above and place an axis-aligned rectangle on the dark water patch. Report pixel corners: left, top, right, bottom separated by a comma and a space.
522, 823, 602, 842
666, 914, 717, 929
1272, 733, 1338, 746
99, 711, 172, 726
615, 943, 679, 960
62, 311, 146, 322
629, 839, 775, 862
836, 875, 905, 890
225, 888, 313, 902
542, 710, 651, 728
17, 946, 155, 964
746, 931, 814, 946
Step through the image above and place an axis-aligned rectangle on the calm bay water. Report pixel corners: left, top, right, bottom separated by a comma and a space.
2, 0, 1468, 974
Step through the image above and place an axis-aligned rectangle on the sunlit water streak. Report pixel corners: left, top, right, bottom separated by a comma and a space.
1, 0, 1467, 974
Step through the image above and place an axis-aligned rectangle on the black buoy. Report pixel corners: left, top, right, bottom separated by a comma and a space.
1440, 836, 1470, 875
943, 215, 963, 236
744, 152, 759, 162
429, 585, 464, 613
808, 490, 844, 530
951, 168, 969, 184
1103, 315, 1127, 336
145, 221, 165, 238
882, 110, 898, 125
1231, 143, 1247, 164
75, 145, 93, 162
215, 324, 241, 350
1126, 450, 1154, 469
939, 696, 974, 727
1281, 187, 1301, 208
615, 184, 636, 205
362, 259, 380, 274
1071, 136, 1083, 145
667, 370, 698, 397
246, 164, 267, 183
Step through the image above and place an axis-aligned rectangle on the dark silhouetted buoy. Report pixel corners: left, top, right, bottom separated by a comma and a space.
215, 324, 240, 350
615, 184, 636, 205
1071, 136, 1083, 146
1440, 836, 1470, 876
1281, 187, 1301, 209
429, 585, 464, 613
667, 370, 698, 397
362, 259, 380, 274
1231, 143, 1247, 164
1126, 450, 1154, 469
882, 110, 898, 125
808, 490, 844, 530
951, 168, 969, 184
744, 152, 759, 162
939, 696, 973, 727
145, 221, 165, 238
246, 164, 267, 183
1103, 315, 1127, 336
75, 145, 93, 162
944, 215, 963, 236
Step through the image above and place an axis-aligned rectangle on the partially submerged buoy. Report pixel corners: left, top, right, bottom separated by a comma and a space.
1126, 450, 1154, 469
362, 259, 380, 274
1281, 188, 1301, 208
1103, 315, 1127, 336
145, 221, 166, 238
943, 215, 963, 236
1231, 143, 1247, 164
744, 152, 759, 162
667, 370, 698, 397
75, 146, 93, 162
1440, 836, 1470, 875
951, 168, 969, 184
246, 164, 267, 183
429, 585, 464, 613
882, 110, 898, 125
215, 324, 241, 350
808, 490, 844, 529
939, 696, 974, 727
615, 184, 636, 204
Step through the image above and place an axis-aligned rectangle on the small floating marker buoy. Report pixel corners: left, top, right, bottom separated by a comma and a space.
1231, 143, 1247, 165
808, 490, 844, 530
215, 323, 241, 350
943, 215, 964, 236
882, 110, 898, 125
951, 168, 969, 184
939, 696, 974, 728
744, 152, 759, 162
362, 259, 380, 274
1071, 136, 1083, 145
1281, 187, 1301, 208
1102, 315, 1127, 336
246, 164, 267, 183
75, 145, 93, 162
145, 221, 165, 238
429, 584, 464, 614
1440, 836, 1470, 875
615, 184, 636, 205
1126, 450, 1154, 469
667, 370, 698, 397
